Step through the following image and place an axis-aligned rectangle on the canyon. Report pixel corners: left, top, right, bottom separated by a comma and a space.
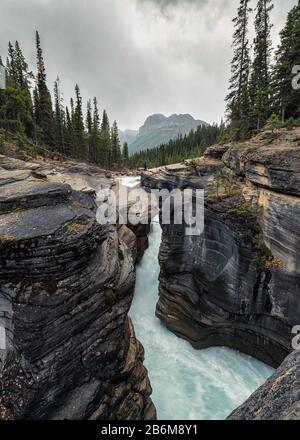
0, 126, 300, 420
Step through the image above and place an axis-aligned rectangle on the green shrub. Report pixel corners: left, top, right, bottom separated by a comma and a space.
282, 117, 300, 130
103, 289, 117, 305
226, 200, 261, 220
252, 232, 283, 271
0, 133, 5, 154
25, 144, 37, 158
266, 113, 283, 132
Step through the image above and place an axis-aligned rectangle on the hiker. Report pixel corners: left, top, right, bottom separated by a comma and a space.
144, 160, 148, 171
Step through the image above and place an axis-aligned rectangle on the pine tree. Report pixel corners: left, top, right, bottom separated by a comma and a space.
249, 0, 274, 131
122, 142, 129, 166
73, 84, 86, 159
85, 99, 93, 161
226, 0, 252, 138
64, 106, 73, 156
273, 2, 300, 121
54, 77, 65, 153
90, 97, 100, 163
86, 99, 92, 134
111, 120, 122, 167
93, 97, 100, 131
100, 110, 111, 167
70, 97, 75, 123
14, 41, 33, 90
35, 31, 55, 147
7, 42, 18, 87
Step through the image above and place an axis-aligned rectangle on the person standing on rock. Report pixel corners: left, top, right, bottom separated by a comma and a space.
144, 160, 148, 171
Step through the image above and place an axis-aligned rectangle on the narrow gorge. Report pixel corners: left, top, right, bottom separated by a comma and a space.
1, 127, 300, 420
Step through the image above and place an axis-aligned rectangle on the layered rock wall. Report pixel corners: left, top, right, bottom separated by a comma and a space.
0, 155, 155, 420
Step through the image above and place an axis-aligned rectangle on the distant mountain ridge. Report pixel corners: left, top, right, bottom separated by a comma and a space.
119, 113, 207, 155
118, 129, 139, 146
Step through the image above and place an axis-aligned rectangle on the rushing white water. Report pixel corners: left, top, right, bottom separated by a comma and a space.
123, 177, 274, 420
120, 176, 141, 188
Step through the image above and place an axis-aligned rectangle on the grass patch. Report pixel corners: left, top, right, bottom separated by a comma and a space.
67, 223, 85, 235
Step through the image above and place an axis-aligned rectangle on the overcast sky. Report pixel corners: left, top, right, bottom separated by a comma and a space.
0, 0, 297, 130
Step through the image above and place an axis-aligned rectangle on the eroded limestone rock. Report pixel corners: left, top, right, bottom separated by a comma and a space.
0, 156, 155, 420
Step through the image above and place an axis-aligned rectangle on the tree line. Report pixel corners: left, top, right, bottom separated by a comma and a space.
128, 123, 222, 169
0, 32, 129, 168
225, 0, 300, 141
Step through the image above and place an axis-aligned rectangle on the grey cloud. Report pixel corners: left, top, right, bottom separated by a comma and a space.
0, 0, 297, 130
140, 0, 205, 7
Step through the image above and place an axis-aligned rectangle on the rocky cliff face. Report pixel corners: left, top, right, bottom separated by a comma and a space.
141, 128, 300, 418
228, 349, 300, 420
0, 155, 155, 420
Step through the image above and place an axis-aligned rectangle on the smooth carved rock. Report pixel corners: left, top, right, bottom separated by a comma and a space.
0, 156, 155, 420
0, 179, 71, 213
156, 198, 292, 367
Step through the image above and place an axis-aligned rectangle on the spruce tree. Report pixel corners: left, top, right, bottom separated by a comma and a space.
64, 106, 73, 156
35, 31, 55, 147
73, 84, 86, 159
14, 41, 33, 90
86, 99, 93, 134
93, 97, 100, 131
122, 142, 129, 166
90, 97, 100, 163
85, 99, 92, 160
70, 97, 75, 123
249, 0, 274, 131
54, 77, 65, 153
100, 110, 111, 167
226, 0, 252, 138
7, 42, 18, 87
111, 120, 122, 167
